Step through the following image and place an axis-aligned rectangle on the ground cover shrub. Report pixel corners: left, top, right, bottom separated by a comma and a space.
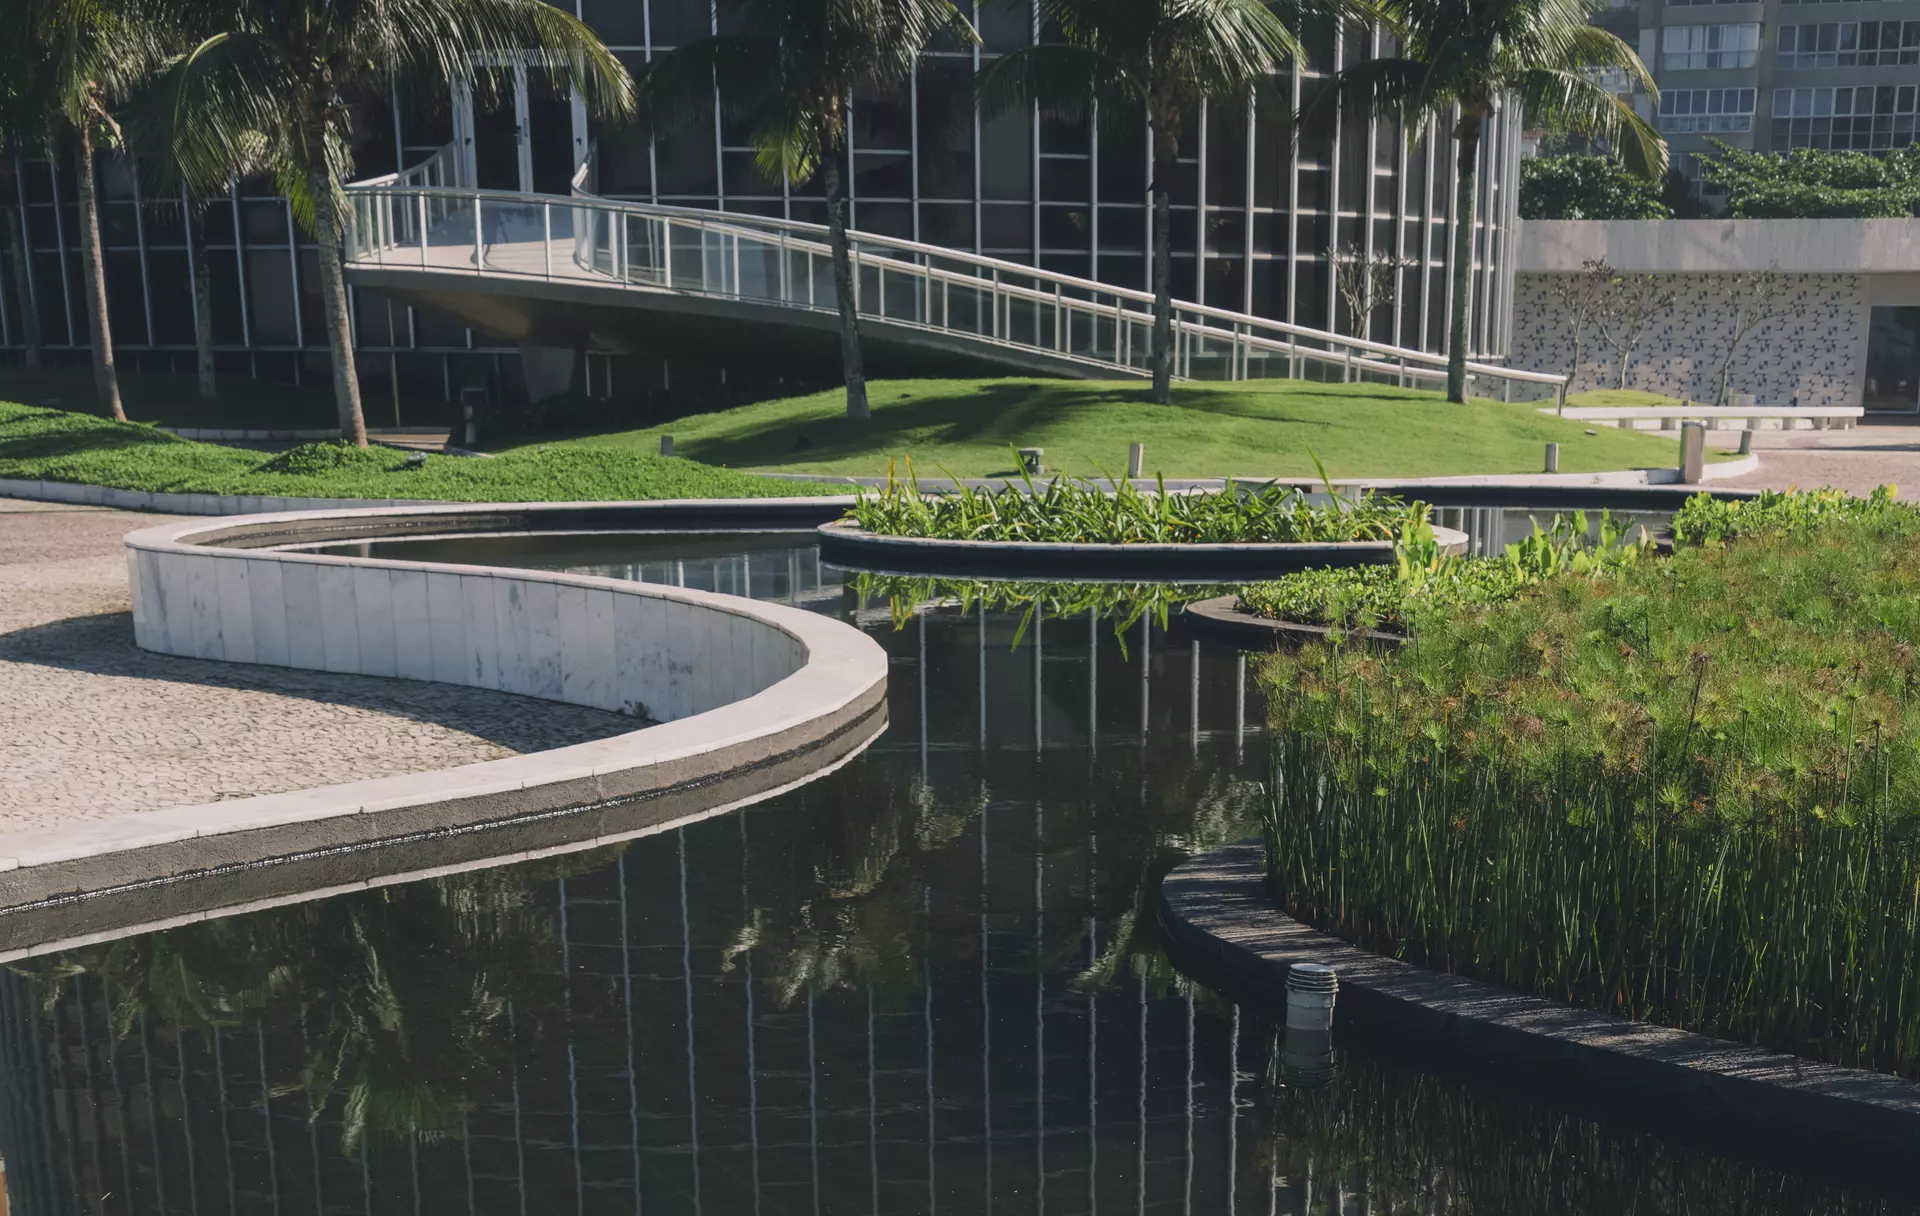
1671, 484, 1905, 545
0, 404, 834, 500
1260, 499, 1920, 1076
1238, 511, 1648, 629
848, 460, 1415, 545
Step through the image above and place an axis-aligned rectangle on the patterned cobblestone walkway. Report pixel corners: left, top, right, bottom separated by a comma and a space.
0, 499, 635, 834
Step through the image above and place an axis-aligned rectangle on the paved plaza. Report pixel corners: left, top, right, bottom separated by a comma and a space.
0, 499, 634, 835
1713, 416, 1920, 497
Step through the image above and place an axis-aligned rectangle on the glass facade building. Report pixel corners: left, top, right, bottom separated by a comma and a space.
0, 3, 1525, 409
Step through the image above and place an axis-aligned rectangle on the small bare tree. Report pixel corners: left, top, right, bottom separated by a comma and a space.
1543, 258, 1614, 402
1714, 268, 1803, 406
1331, 243, 1418, 343
1593, 271, 1677, 391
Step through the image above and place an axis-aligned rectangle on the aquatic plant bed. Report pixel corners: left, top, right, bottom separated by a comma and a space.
0, 404, 834, 502
1159, 841, 1920, 1157
824, 469, 1465, 578
1260, 489, 1920, 1078
852, 468, 1420, 544
1236, 509, 1651, 631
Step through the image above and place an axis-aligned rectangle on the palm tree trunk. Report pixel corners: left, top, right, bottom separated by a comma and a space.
1446, 113, 1483, 406
72, 126, 124, 421
824, 149, 869, 422
1150, 121, 1176, 405
306, 116, 369, 447
186, 199, 216, 398
5, 205, 41, 368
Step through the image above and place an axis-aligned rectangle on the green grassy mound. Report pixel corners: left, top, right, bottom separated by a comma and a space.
1259, 490, 1920, 1078
529, 379, 1727, 479
0, 404, 835, 501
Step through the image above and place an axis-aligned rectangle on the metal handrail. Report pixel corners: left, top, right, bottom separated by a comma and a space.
343, 170, 1567, 403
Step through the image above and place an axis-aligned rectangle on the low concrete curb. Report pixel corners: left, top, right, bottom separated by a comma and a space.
816, 520, 1469, 581
1180, 595, 1403, 651
1159, 839, 1920, 1153
0, 500, 888, 957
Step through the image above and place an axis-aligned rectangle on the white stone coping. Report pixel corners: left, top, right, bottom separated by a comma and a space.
1347, 453, 1762, 488
1520, 218, 1920, 276
1548, 406, 1863, 432
0, 501, 889, 906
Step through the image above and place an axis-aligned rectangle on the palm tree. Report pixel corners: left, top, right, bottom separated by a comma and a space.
637, 0, 978, 423
151, 0, 634, 446
980, 0, 1303, 406
6, 0, 165, 421
1326, 0, 1663, 403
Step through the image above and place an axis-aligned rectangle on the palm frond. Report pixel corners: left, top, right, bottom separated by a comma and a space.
1516, 66, 1667, 178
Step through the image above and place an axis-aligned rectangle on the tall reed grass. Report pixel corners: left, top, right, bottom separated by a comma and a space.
1261, 503, 1920, 1077
1239, 510, 1649, 629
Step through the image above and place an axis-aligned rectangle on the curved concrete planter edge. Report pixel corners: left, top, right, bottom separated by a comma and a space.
817, 520, 1469, 580
1159, 839, 1920, 1153
0, 502, 888, 957
1180, 595, 1405, 651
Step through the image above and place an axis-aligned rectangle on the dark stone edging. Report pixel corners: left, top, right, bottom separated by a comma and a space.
1180, 595, 1404, 651
815, 520, 1468, 581
1158, 839, 1920, 1153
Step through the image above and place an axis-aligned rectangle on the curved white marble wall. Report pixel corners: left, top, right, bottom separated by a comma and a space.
0, 505, 889, 945
127, 523, 803, 723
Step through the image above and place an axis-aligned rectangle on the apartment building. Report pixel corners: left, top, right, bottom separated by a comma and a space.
1594, 0, 1920, 193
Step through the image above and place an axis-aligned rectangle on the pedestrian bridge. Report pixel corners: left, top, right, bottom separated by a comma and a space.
343, 147, 1566, 401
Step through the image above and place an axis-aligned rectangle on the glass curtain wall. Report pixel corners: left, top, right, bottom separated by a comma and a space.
0, 0, 1522, 408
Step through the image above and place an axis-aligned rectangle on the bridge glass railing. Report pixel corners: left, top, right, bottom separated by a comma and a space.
343, 183, 1568, 405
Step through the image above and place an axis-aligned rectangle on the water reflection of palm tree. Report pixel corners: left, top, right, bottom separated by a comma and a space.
19, 851, 615, 1152
731, 716, 1264, 1005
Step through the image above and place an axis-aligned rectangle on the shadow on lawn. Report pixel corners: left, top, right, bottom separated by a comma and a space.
0, 424, 191, 465
663, 380, 1431, 470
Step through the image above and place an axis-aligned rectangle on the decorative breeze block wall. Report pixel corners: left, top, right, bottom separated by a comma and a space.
1507, 273, 1868, 406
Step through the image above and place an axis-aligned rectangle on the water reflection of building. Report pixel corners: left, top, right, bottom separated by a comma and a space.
0, 593, 1284, 1216
0, 550, 1906, 1216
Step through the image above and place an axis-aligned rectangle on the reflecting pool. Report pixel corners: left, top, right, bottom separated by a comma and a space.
1, 525, 1912, 1216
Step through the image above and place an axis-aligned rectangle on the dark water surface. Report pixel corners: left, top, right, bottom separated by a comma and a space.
2, 524, 1913, 1216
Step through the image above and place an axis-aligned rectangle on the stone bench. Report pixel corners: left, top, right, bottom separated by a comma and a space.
1546, 405, 1864, 432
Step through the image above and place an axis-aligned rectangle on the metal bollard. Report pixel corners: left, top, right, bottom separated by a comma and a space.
660, 434, 674, 457
1543, 441, 1559, 474
1127, 442, 1145, 479
1286, 962, 1338, 1034
1739, 428, 1754, 456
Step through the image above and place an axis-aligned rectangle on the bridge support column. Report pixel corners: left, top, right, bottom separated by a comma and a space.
520, 342, 580, 402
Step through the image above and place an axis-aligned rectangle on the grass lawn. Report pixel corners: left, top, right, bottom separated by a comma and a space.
530, 379, 1731, 479
0, 403, 834, 500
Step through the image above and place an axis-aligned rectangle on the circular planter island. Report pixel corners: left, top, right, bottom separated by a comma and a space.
1180, 594, 1405, 650
816, 519, 1468, 581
